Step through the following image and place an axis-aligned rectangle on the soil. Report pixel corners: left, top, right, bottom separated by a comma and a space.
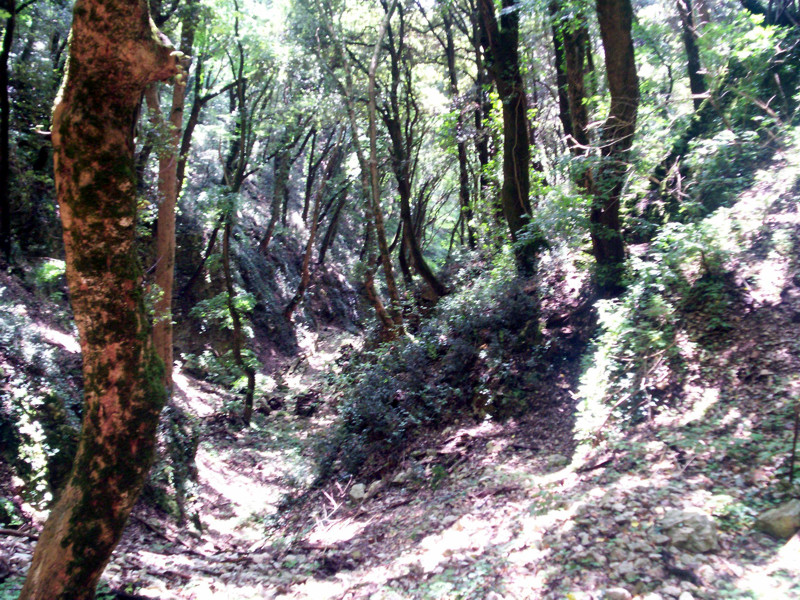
2, 138, 800, 599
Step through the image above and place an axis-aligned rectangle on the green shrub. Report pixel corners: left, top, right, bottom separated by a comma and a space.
318, 258, 541, 477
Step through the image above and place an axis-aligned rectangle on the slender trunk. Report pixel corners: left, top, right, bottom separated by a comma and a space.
285, 139, 342, 320
20, 0, 178, 596
222, 218, 255, 425
550, 1, 574, 143
0, 1, 15, 264
590, 0, 639, 297
316, 0, 403, 335
677, 0, 707, 111
472, 9, 494, 224
146, 6, 193, 390
147, 2, 197, 388
317, 188, 347, 267
367, 1, 404, 322
259, 150, 290, 253
551, 0, 593, 193
443, 9, 475, 248
478, 0, 535, 273
302, 129, 318, 223
381, 4, 446, 298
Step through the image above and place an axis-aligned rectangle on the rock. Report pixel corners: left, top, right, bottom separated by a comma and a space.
615, 560, 635, 575
547, 454, 569, 469
755, 499, 800, 539
662, 584, 682, 597
391, 470, 410, 485
678, 593, 694, 600
696, 564, 713, 582
660, 510, 718, 553
366, 480, 382, 498
603, 588, 632, 600
349, 483, 366, 501
441, 514, 458, 527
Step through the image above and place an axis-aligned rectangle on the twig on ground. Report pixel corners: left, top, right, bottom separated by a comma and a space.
0, 527, 38, 540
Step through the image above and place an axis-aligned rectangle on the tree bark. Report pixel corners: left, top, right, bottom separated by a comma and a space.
285, 136, 342, 321
477, 0, 535, 273
222, 218, 256, 425
19, 0, 178, 596
315, 0, 403, 336
380, 1, 447, 299
471, 5, 496, 225
676, 0, 707, 111
590, 0, 639, 297
148, 0, 196, 391
442, 7, 475, 248
0, 0, 18, 264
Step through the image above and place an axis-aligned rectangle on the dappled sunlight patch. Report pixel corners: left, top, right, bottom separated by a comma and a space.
173, 371, 220, 418
678, 386, 720, 426
33, 322, 79, 354
307, 516, 369, 546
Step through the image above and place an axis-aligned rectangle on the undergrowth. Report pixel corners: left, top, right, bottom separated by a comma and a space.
317, 255, 541, 478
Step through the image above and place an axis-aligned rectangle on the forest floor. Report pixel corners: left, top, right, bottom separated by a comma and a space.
2, 136, 800, 599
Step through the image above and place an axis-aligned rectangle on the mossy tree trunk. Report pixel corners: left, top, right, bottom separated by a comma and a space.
478, 0, 536, 274
590, 0, 639, 297
19, 0, 179, 597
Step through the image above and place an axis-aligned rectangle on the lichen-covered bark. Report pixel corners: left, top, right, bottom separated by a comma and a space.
19, 0, 178, 597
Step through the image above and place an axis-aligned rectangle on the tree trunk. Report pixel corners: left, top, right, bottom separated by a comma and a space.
590, 0, 639, 297
148, 0, 196, 391
222, 218, 256, 425
471, 6, 496, 225
315, 0, 403, 337
381, 2, 447, 299
443, 8, 475, 249
0, 0, 15, 264
478, 0, 535, 273
285, 137, 342, 320
551, 0, 593, 194
550, 1, 574, 143
677, 0, 707, 111
317, 187, 347, 267
259, 149, 290, 253
19, 0, 178, 596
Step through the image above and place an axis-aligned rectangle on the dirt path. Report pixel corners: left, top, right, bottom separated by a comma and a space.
90, 131, 800, 600
2, 135, 800, 600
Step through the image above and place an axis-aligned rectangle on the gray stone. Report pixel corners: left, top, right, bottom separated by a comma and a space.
547, 454, 570, 469
661, 510, 718, 553
603, 588, 632, 600
366, 480, 382, 498
349, 483, 366, 501
755, 499, 800, 539
391, 470, 410, 485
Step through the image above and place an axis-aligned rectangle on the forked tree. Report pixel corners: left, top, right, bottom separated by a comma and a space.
19, 0, 180, 597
